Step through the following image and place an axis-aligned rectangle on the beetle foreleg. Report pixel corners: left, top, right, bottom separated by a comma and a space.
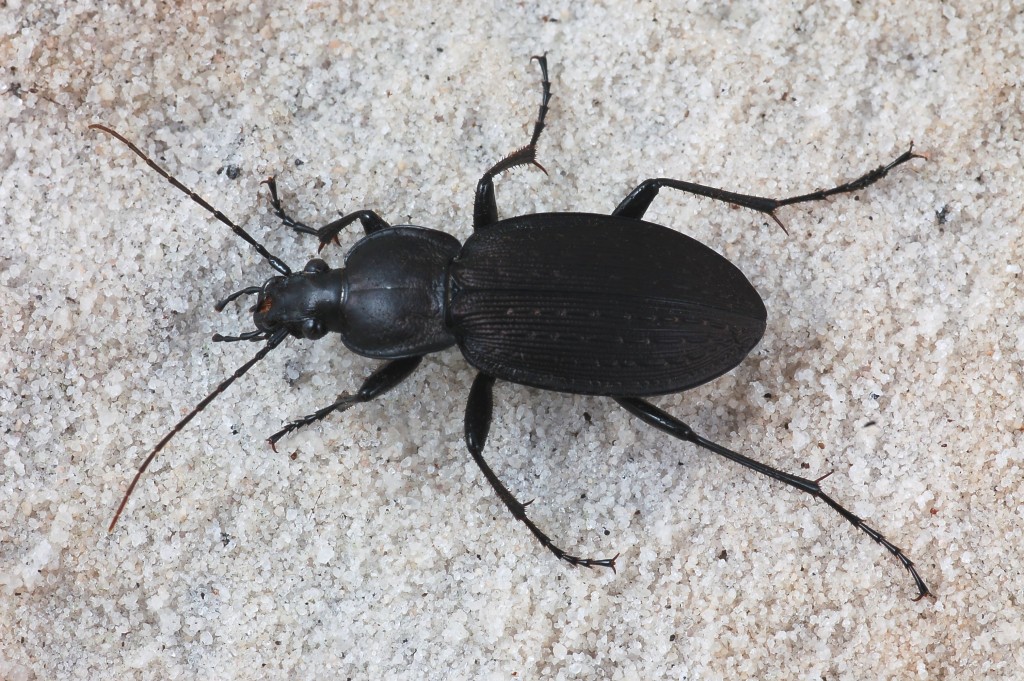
465, 373, 618, 570
614, 396, 931, 600
313, 210, 391, 251
267, 356, 422, 449
611, 145, 923, 233
264, 176, 319, 236
263, 176, 390, 249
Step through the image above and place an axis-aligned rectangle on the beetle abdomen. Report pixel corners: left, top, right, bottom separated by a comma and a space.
449, 214, 766, 396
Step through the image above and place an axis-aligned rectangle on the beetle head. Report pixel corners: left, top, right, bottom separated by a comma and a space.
250, 258, 345, 340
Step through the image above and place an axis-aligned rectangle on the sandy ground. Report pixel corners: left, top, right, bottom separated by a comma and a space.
2, 1, 1022, 679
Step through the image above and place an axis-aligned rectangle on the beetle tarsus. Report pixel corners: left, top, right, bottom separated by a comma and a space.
268, 356, 423, 446
466, 373, 617, 570
264, 176, 319, 236
267, 401, 355, 447
473, 54, 553, 229
264, 177, 390, 249
773, 143, 923, 210
614, 396, 931, 600
612, 145, 924, 228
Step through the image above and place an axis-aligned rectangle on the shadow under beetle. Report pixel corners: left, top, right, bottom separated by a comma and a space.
94, 55, 930, 599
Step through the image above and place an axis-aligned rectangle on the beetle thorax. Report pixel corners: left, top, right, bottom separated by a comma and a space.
334, 226, 462, 358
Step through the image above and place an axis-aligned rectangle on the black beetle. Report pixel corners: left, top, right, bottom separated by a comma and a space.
93, 55, 929, 599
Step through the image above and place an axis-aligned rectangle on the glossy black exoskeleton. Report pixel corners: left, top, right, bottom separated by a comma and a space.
93, 55, 929, 599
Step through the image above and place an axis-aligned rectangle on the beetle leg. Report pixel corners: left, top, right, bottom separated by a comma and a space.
263, 177, 318, 236
611, 145, 923, 232
614, 396, 931, 600
267, 356, 422, 449
313, 210, 391, 252
264, 176, 390, 248
473, 55, 552, 230
465, 373, 617, 570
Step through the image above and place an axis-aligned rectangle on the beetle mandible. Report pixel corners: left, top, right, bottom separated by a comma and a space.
93, 55, 930, 599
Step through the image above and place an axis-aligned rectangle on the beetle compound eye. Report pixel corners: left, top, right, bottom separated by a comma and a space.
302, 319, 326, 340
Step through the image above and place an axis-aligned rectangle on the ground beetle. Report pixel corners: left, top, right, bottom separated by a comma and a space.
94, 55, 930, 599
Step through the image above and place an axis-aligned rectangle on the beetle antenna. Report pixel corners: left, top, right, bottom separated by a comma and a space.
108, 329, 289, 531
89, 123, 292, 276
214, 286, 262, 312
212, 330, 271, 343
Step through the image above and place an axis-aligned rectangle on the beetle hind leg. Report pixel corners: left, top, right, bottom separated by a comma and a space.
473, 55, 552, 230
611, 145, 923, 232
465, 373, 617, 570
614, 396, 931, 600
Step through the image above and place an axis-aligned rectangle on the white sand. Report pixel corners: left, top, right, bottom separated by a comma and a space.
2, 2, 1021, 679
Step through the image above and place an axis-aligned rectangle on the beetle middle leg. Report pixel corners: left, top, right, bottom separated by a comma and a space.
614, 396, 931, 600
264, 176, 390, 249
473, 55, 552, 230
267, 356, 422, 449
612, 146, 923, 231
465, 373, 618, 570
